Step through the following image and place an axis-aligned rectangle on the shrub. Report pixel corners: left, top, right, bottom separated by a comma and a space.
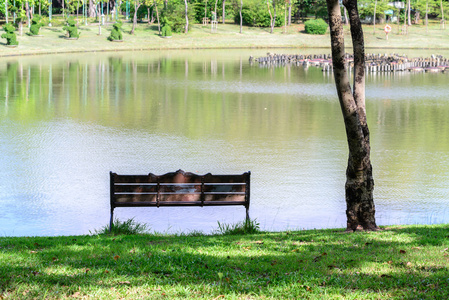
2, 23, 19, 46
62, 17, 80, 38
161, 25, 172, 36
215, 219, 260, 235
161, 16, 173, 36
304, 18, 328, 35
90, 218, 149, 235
108, 21, 123, 41
161, 2, 194, 33
233, 2, 284, 27
29, 15, 44, 35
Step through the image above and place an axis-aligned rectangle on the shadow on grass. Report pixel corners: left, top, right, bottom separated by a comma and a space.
1, 226, 448, 298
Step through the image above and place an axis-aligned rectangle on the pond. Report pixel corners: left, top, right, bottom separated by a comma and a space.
1, 49, 449, 236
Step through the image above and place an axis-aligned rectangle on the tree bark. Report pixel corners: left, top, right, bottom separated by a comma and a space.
204, 0, 207, 24
184, 0, 189, 33
239, 0, 242, 33
267, 1, 273, 33
441, 0, 445, 29
214, 0, 218, 23
426, 0, 428, 33
288, 0, 291, 26
326, 0, 378, 232
344, 6, 349, 25
407, 0, 411, 26
155, 1, 161, 34
131, 1, 141, 34
89, 0, 96, 17
222, 0, 226, 24
373, 0, 377, 35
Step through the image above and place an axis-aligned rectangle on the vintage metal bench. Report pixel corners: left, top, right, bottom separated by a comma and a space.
109, 170, 251, 231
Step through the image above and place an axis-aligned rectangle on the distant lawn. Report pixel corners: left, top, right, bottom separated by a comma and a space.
1, 18, 449, 58
1, 224, 449, 299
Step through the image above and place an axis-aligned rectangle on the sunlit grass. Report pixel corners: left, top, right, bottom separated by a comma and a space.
1, 224, 449, 298
2, 18, 449, 58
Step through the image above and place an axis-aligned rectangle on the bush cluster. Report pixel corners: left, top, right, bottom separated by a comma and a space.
29, 16, 44, 35
304, 18, 328, 35
108, 21, 123, 41
234, 4, 284, 27
63, 17, 80, 38
161, 16, 172, 36
1, 23, 19, 46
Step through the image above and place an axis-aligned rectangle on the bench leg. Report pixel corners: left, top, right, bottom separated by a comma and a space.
246, 207, 250, 222
109, 208, 114, 233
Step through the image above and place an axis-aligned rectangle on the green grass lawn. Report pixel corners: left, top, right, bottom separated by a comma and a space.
1, 223, 449, 299
2, 18, 449, 57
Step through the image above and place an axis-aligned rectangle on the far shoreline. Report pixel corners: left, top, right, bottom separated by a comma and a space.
2, 22, 449, 58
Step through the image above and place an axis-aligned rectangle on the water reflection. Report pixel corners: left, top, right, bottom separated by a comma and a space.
1, 49, 449, 236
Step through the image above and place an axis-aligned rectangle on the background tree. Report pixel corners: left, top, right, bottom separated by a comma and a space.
4, 0, 9, 23
239, 0, 242, 31
326, 0, 379, 231
131, 0, 141, 34
373, 0, 376, 34
267, 0, 273, 32
89, 0, 97, 17
161, 0, 193, 32
439, 0, 447, 28
358, 0, 390, 22
185, 0, 189, 33
153, 0, 163, 33
233, 0, 284, 27
222, 0, 225, 23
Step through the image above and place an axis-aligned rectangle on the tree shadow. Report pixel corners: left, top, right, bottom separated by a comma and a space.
1, 226, 448, 298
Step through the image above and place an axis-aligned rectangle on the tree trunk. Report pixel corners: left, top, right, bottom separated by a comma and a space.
373, 0, 377, 35
344, 7, 349, 25
287, 0, 291, 25
441, 0, 445, 29
185, 0, 189, 33
426, 0, 428, 33
204, 0, 207, 24
155, 1, 161, 34
272, 0, 276, 33
214, 0, 218, 23
239, 0, 242, 33
131, 1, 141, 34
5, 0, 8, 24
26, 1, 32, 25
326, 0, 378, 232
89, 0, 96, 17
222, 0, 226, 24
407, 0, 411, 26
267, 1, 273, 33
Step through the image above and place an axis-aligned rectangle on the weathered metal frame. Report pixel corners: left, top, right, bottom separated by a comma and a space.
109, 170, 251, 232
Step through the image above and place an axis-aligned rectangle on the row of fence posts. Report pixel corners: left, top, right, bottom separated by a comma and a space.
251, 53, 449, 73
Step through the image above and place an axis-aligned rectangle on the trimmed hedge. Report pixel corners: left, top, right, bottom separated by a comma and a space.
304, 18, 328, 35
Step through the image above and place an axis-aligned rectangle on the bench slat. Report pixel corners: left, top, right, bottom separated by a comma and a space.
109, 170, 251, 232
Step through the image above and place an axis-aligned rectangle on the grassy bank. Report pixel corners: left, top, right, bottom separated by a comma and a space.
2, 20, 449, 57
1, 224, 449, 299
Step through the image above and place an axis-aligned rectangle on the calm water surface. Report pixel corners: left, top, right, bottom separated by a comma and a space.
1, 49, 449, 236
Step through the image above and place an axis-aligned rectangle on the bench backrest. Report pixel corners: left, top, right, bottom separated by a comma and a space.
110, 170, 250, 208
